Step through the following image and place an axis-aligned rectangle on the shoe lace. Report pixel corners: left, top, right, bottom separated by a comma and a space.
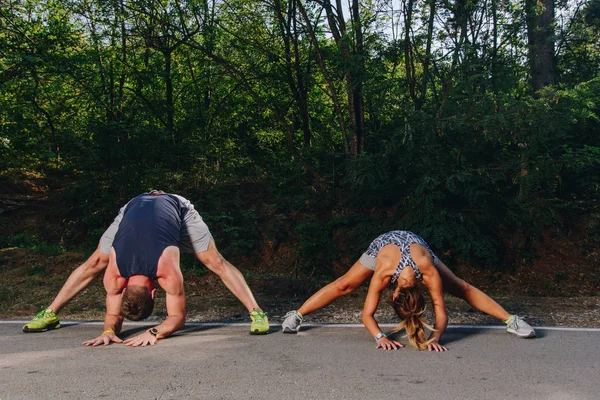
284, 310, 302, 322
32, 308, 49, 321
511, 316, 520, 329
252, 310, 267, 324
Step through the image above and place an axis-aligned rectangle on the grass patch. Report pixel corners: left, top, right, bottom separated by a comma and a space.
26, 265, 47, 276
0, 233, 65, 256
0, 285, 15, 305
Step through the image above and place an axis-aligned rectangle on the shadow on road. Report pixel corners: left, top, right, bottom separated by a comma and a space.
439, 327, 544, 345
438, 329, 483, 346
60, 321, 102, 329
173, 323, 280, 336
384, 327, 494, 346
119, 326, 151, 338
296, 325, 323, 332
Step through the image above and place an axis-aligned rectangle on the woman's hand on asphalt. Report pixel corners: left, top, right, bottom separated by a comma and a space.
427, 340, 448, 352
376, 336, 404, 350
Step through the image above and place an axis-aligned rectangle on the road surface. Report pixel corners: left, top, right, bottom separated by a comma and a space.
1, 321, 599, 399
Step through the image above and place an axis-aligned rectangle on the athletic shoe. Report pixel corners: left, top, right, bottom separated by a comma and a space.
23, 308, 61, 333
506, 315, 536, 338
250, 309, 269, 335
281, 310, 303, 333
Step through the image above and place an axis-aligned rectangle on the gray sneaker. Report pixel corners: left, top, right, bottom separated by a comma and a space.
282, 310, 303, 333
506, 315, 536, 338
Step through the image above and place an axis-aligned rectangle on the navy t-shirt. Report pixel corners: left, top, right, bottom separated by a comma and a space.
113, 193, 189, 280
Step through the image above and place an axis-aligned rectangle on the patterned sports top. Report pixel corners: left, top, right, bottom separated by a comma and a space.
364, 231, 436, 283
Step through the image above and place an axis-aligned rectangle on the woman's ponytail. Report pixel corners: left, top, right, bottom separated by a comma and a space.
390, 287, 435, 350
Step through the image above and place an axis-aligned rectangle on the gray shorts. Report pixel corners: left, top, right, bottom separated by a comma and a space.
100, 207, 212, 255
359, 253, 376, 270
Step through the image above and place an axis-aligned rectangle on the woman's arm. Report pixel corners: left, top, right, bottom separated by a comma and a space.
362, 271, 403, 350
421, 264, 448, 351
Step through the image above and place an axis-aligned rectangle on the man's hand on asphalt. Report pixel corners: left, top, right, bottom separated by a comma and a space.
82, 332, 123, 347
123, 330, 158, 347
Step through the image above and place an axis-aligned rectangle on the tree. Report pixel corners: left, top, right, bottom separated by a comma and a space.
526, 0, 556, 94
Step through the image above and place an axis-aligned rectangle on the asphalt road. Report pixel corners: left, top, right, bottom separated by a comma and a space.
1, 321, 599, 400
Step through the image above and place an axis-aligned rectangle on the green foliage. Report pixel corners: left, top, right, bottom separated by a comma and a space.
1, 0, 599, 274
0, 234, 65, 256
293, 216, 349, 273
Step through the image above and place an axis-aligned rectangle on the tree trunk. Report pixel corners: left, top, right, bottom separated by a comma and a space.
297, 0, 351, 155
292, 0, 311, 148
321, 0, 361, 156
491, 0, 499, 96
117, 0, 127, 120
31, 67, 60, 163
404, 0, 417, 105
351, 0, 365, 154
164, 49, 175, 144
526, 0, 555, 95
436, 0, 468, 120
417, 0, 436, 110
274, 0, 312, 149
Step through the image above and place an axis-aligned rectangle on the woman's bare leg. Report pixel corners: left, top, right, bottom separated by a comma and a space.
297, 260, 374, 316
435, 259, 510, 321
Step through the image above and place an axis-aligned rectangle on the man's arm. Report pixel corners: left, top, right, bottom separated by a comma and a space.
122, 282, 185, 347
124, 247, 186, 346
82, 258, 125, 346
102, 281, 125, 335
151, 281, 186, 338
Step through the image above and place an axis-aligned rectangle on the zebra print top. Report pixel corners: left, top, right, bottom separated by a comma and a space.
363, 231, 436, 282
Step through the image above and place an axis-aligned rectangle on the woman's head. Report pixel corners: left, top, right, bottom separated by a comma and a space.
390, 286, 435, 350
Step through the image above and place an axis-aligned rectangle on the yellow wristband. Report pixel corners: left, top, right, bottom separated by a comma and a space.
102, 329, 115, 335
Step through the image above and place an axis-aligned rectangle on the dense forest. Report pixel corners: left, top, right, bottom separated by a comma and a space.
1, 0, 599, 277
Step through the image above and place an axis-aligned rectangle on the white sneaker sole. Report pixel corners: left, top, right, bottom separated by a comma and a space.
282, 326, 298, 333
507, 329, 536, 338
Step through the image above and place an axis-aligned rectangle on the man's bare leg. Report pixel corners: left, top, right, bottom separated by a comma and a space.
47, 246, 109, 313
196, 239, 269, 334
23, 245, 109, 332
195, 239, 261, 313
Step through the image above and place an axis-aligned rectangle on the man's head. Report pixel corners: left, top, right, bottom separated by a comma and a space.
121, 277, 156, 321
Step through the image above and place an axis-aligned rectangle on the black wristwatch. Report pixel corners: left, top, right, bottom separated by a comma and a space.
148, 327, 160, 339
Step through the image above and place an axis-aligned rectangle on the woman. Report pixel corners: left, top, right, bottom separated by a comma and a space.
281, 231, 535, 351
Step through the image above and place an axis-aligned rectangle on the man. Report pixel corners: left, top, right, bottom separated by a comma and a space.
23, 190, 269, 336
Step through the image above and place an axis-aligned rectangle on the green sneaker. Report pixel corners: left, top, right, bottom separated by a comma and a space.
249, 309, 269, 335
23, 308, 61, 333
